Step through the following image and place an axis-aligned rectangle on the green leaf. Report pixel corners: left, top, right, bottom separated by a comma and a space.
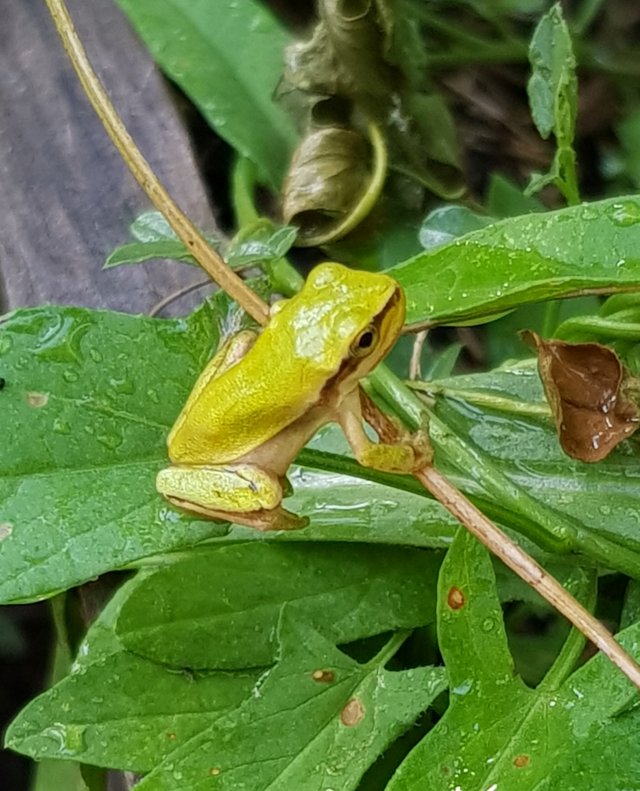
0, 299, 236, 603
419, 361, 640, 575
526, 3, 578, 202
134, 613, 447, 790
115, 543, 442, 669
527, 4, 577, 141
104, 240, 198, 269
0, 297, 457, 604
115, 0, 298, 189
6, 580, 261, 773
387, 529, 640, 790
393, 196, 640, 328
418, 205, 493, 251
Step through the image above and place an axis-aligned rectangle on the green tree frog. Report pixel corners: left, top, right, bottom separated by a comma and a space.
156, 262, 426, 530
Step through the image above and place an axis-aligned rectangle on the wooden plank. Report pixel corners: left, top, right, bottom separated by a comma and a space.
0, 0, 218, 314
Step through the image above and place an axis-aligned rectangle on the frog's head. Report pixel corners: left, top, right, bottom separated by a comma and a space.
277, 262, 405, 394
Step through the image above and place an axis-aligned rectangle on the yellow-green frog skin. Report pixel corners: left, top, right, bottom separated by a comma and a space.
156, 262, 421, 530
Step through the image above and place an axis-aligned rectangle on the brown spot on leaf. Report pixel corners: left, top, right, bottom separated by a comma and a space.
447, 586, 466, 610
340, 697, 365, 726
513, 754, 530, 768
209, 767, 221, 777
166, 732, 177, 740
0, 523, 13, 541
26, 391, 48, 408
523, 331, 640, 462
312, 669, 335, 683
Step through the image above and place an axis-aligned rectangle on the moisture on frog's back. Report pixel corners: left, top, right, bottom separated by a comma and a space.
169, 263, 399, 465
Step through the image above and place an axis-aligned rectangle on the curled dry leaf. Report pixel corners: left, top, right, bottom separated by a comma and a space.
282, 126, 371, 244
284, 0, 397, 107
523, 330, 640, 462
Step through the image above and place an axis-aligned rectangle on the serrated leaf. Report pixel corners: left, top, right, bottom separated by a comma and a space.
388, 529, 640, 790
393, 196, 640, 329
115, 543, 442, 669
134, 613, 447, 790
115, 0, 298, 189
5, 581, 260, 773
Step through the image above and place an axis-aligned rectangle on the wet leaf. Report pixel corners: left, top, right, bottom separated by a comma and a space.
415, 361, 640, 575
115, 543, 442, 669
393, 195, 640, 329
282, 126, 372, 244
526, 3, 578, 201
115, 0, 298, 189
524, 331, 640, 461
387, 529, 640, 791
5, 582, 260, 773
133, 613, 447, 790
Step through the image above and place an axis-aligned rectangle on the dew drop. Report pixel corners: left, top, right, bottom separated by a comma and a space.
607, 200, 640, 227
52, 418, 71, 435
96, 431, 123, 450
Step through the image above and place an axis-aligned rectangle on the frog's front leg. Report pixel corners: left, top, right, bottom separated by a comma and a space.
337, 390, 432, 473
156, 463, 306, 531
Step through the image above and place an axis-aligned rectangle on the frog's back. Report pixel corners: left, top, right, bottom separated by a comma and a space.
167, 325, 329, 465
168, 262, 399, 465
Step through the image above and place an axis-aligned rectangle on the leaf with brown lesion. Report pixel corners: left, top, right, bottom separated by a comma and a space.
523, 331, 640, 462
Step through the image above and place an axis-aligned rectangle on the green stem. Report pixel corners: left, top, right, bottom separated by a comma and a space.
365, 629, 412, 669
230, 158, 303, 296
409, 383, 551, 419
554, 315, 640, 341
540, 569, 597, 690
231, 156, 260, 228
542, 299, 562, 338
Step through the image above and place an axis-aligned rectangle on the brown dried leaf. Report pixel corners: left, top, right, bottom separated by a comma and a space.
523, 331, 640, 462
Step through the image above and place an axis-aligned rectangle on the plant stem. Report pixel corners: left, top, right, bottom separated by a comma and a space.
540, 569, 597, 690
366, 630, 412, 669
45, 0, 269, 327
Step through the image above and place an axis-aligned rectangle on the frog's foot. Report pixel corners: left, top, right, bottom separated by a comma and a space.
356, 430, 433, 474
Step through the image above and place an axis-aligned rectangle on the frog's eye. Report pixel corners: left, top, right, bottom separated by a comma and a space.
350, 325, 378, 357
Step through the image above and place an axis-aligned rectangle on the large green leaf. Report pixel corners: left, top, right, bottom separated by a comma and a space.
387, 529, 640, 790
393, 195, 640, 328
115, 0, 298, 189
0, 301, 234, 603
115, 543, 442, 669
5, 580, 261, 773
0, 299, 457, 604
134, 614, 447, 790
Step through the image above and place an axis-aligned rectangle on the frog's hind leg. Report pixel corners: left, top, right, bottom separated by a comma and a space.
156, 463, 307, 531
